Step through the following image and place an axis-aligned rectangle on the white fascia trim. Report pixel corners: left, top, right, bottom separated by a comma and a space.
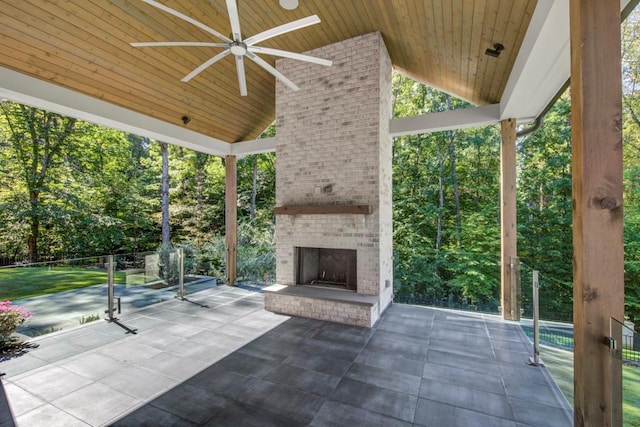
229, 137, 276, 157
500, 0, 632, 121
0, 66, 231, 156
500, 0, 569, 121
389, 104, 501, 137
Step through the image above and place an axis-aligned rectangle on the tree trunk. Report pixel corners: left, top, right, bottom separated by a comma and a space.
28, 190, 40, 263
446, 96, 462, 246
436, 140, 444, 253
250, 155, 258, 221
160, 142, 170, 246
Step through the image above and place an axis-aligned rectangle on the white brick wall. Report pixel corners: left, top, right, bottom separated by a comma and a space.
272, 32, 392, 327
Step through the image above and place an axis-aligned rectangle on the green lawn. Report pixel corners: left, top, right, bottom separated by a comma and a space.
0, 266, 126, 300
542, 345, 640, 426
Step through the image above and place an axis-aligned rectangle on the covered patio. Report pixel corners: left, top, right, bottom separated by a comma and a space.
0, 285, 571, 426
0, 0, 636, 424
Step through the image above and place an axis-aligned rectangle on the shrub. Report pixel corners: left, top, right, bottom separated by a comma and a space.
0, 301, 33, 346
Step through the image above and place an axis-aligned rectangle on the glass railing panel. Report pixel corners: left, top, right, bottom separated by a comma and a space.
0, 256, 110, 337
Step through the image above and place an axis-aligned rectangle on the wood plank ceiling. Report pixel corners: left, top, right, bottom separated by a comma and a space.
0, 0, 537, 143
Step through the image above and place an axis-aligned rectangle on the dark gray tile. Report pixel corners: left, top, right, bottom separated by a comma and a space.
264, 363, 341, 395
111, 403, 196, 426
422, 362, 505, 395
185, 366, 260, 401
310, 400, 411, 427
311, 327, 373, 347
330, 378, 417, 422
375, 319, 431, 337
205, 402, 304, 427
149, 383, 231, 424
419, 378, 514, 420
237, 379, 325, 424
414, 398, 517, 427
509, 397, 572, 426
216, 352, 280, 377
426, 349, 501, 376
345, 362, 422, 395
354, 348, 425, 377
284, 350, 353, 377
504, 379, 567, 408
298, 338, 362, 362
432, 320, 487, 336
372, 329, 428, 348
364, 335, 428, 361
495, 349, 532, 365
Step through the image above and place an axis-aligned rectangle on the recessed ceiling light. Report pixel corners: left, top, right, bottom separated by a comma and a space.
279, 0, 299, 10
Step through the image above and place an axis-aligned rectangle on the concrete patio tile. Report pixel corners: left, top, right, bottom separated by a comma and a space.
426, 348, 501, 376
428, 335, 496, 360
136, 351, 210, 381
264, 363, 341, 395
145, 383, 232, 424
96, 340, 162, 364
364, 334, 428, 361
298, 338, 362, 362
345, 362, 422, 395
215, 351, 281, 377
310, 400, 412, 427
121, 315, 170, 331
2, 382, 45, 417
155, 321, 206, 338
236, 378, 326, 424
283, 349, 353, 377
0, 353, 49, 377
311, 326, 374, 347
188, 329, 246, 347
111, 403, 197, 427
53, 382, 142, 426
101, 365, 178, 401
15, 403, 90, 427
422, 361, 506, 395
185, 366, 261, 401
58, 352, 124, 381
494, 349, 532, 365
413, 398, 517, 427
25, 339, 86, 363
509, 397, 573, 426
330, 377, 418, 422
162, 339, 230, 362
210, 322, 263, 340
133, 332, 192, 351
63, 329, 121, 349
204, 402, 303, 427
504, 377, 568, 408
419, 378, 514, 420
13, 366, 93, 401
432, 319, 488, 335
376, 319, 431, 337
354, 348, 425, 377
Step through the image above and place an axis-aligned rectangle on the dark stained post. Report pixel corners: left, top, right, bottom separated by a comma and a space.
570, 0, 624, 425
225, 155, 238, 285
500, 118, 518, 320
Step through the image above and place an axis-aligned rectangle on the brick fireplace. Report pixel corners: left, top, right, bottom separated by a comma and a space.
263, 32, 393, 327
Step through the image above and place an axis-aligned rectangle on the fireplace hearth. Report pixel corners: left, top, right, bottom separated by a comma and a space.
296, 247, 357, 291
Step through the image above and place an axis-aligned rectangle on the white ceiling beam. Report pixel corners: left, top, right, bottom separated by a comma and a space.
0, 66, 231, 156
230, 137, 276, 156
389, 104, 501, 137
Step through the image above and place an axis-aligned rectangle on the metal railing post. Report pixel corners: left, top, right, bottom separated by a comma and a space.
510, 256, 521, 321
178, 248, 185, 300
529, 270, 542, 366
106, 255, 115, 321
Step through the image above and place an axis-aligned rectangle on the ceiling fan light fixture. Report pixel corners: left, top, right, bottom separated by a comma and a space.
230, 42, 247, 56
279, 0, 299, 10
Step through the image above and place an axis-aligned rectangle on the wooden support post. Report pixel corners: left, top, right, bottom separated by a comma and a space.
500, 118, 518, 321
225, 155, 238, 286
570, 0, 624, 425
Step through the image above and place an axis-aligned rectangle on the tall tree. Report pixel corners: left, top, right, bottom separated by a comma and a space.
0, 102, 77, 262
160, 142, 170, 245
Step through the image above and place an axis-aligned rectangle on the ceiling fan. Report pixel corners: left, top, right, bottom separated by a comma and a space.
131, 0, 333, 96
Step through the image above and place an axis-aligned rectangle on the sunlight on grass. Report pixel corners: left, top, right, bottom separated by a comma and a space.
0, 266, 126, 300
541, 345, 640, 426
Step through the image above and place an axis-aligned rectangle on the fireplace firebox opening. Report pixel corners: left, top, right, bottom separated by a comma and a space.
295, 247, 357, 291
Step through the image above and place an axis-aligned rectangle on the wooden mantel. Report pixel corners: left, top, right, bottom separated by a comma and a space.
274, 205, 372, 215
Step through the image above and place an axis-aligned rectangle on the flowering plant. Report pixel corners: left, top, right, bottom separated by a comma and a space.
0, 301, 33, 344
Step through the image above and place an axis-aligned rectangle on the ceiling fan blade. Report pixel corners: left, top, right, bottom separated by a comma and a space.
142, 0, 232, 43
235, 55, 248, 96
131, 42, 228, 48
246, 52, 299, 91
182, 49, 231, 82
226, 0, 242, 41
248, 46, 332, 67
245, 15, 321, 46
